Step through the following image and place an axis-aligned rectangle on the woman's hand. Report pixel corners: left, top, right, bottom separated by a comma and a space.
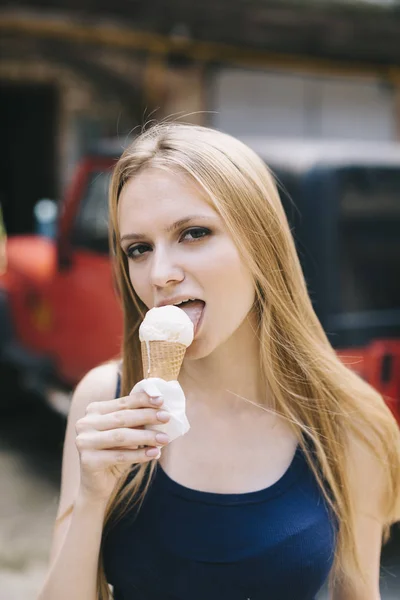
74, 390, 170, 503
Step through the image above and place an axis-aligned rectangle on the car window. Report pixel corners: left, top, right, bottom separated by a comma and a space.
72, 170, 112, 254
339, 166, 400, 312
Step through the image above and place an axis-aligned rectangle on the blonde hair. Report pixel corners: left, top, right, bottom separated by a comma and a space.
95, 122, 400, 597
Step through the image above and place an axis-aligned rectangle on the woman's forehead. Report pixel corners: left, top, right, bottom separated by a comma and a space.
118, 168, 217, 225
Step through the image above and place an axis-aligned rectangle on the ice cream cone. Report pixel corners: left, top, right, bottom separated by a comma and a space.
141, 340, 186, 381
138, 306, 193, 441
139, 305, 194, 381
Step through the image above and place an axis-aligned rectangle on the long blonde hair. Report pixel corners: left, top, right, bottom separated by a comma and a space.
97, 122, 400, 598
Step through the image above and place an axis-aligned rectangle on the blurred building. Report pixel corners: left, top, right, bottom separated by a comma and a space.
1, 0, 400, 234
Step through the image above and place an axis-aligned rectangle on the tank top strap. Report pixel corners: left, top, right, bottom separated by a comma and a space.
115, 368, 121, 399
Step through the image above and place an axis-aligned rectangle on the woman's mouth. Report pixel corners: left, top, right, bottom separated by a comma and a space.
178, 300, 205, 337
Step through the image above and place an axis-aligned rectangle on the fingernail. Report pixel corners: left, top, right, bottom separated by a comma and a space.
146, 447, 161, 457
155, 433, 170, 444
144, 381, 162, 397
156, 410, 170, 422
150, 397, 163, 406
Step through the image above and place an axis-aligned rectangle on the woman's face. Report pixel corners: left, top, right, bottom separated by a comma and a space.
118, 168, 256, 358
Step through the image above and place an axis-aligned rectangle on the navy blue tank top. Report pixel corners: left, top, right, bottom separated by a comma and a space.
103, 374, 337, 600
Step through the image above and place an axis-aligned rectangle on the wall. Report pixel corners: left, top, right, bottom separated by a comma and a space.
210, 67, 397, 141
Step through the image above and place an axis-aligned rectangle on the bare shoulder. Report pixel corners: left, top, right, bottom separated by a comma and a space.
329, 427, 395, 597
70, 360, 121, 419
344, 427, 388, 521
46, 360, 121, 566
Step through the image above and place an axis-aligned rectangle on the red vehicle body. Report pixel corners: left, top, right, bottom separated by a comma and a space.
0, 156, 122, 412
1, 140, 399, 424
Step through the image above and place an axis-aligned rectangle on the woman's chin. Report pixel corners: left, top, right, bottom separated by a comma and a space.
184, 336, 214, 361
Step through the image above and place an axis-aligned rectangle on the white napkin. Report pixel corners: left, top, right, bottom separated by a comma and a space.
131, 377, 190, 442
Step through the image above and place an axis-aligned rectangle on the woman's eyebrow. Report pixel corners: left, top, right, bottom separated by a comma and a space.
120, 215, 213, 243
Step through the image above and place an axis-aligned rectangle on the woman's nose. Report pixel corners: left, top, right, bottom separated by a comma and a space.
149, 248, 184, 288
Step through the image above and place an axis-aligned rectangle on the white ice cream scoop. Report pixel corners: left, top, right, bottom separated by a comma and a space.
139, 305, 194, 347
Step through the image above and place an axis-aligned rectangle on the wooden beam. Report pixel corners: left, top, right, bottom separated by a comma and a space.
1, 12, 400, 85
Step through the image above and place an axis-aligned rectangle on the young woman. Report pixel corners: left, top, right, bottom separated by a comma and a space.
39, 123, 400, 600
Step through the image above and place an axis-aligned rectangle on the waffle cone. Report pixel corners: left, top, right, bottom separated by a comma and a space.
141, 340, 187, 381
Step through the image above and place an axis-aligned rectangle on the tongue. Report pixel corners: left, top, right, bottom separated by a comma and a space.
180, 300, 205, 333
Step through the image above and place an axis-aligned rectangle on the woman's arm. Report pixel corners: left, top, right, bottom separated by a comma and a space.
37, 363, 118, 600
38, 492, 108, 600
330, 434, 387, 600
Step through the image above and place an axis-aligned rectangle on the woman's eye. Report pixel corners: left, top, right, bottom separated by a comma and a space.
181, 227, 210, 242
126, 244, 151, 259
126, 228, 210, 259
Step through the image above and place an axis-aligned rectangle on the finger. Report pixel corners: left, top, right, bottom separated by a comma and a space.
76, 427, 170, 452
80, 447, 161, 470
83, 408, 171, 432
85, 392, 163, 416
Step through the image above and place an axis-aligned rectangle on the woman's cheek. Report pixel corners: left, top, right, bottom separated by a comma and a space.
128, 265, 146, 303
128, 264, 137, 289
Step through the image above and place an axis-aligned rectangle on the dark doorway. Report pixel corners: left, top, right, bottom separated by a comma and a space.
0, 83, 58, 235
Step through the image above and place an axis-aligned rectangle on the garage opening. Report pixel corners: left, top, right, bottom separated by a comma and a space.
0, 83, 59, 235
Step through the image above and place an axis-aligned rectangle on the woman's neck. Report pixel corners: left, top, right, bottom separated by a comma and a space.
179, 315, 268, 416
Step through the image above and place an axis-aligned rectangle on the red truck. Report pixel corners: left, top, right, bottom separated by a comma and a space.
1, 139, 400, 423
0, 155, 121, 414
